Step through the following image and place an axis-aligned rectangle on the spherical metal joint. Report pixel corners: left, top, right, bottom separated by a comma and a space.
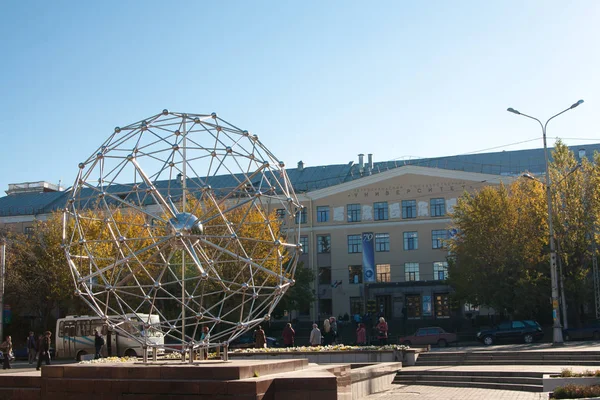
174, 130, 181, 136
211, 112, 217, 119
201, 272, 208, 280
216, 126, 222, 132
242, 130, 249, 136
196, 313, 204, 320
211, 151, 217, 157
274, 240, 281, 247
241, 283, 249, 291
264, 314, 271, 321
144, 295, 151, 301
225, 146, 233, 153
114, 127, 121, 133
78, 239, 86, 245
168, 161, 175, 167
97, 152, 104, 159
194, 117, 201, 123
141, 121, 148, 131
263, 161, 269, 167
153, 281, 161, 289
68, 198, 75, 204
252, 134, 259, 141
172, 143, 180, 151
289, 279, 296, 287
78, 162, 86, 169
252, 293, 259, 299
215, 318, 222, 324
127, 154, 134, 161
74, 289, 81, 296
278, 161, 285, 168
162, 109, 169, 115
118, 236, 126, 243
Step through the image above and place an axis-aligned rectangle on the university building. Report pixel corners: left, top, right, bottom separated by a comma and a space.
1, 144, 598, 323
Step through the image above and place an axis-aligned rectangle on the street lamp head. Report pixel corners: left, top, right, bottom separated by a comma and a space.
522, 173, 535, 180
507, 107, 521, 115
570, 99, 584, 109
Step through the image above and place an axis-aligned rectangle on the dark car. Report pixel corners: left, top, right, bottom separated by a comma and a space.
476, 320, 543, 345
563, 322, 600, 341
13, 346, 56, 360
228, 332, 279, 349
399, 327, 458, 347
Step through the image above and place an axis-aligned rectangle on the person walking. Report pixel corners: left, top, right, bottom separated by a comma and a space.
282, 323, 295, 347
94, 331, 105, 359
254, 326, 266, 348
36, 331, 51, 371
0, 335, 13, 370
356, 323, 367, 346
376, 317, 389, 346
329, 317, 338, 344
322, 319, 331, 345
200, 326, 210, 360
27, 331, 37, 364
309, 323, 322, 347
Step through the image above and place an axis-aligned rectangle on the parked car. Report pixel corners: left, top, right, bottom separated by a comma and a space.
563, 322, 600, 341
476, 320, 543, 345
398, 327, 457, 347
228, 332, 279, 349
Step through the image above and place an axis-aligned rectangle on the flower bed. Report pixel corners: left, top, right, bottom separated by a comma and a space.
79, 356, 137, 364
551, 384, 600, 399
230, 344, 408, 354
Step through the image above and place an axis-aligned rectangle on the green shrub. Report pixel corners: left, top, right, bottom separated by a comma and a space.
553, 384, 600, 399
559, 368, 600, 378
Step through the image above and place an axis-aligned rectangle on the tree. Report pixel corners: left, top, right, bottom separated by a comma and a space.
448, 142, 600, 324
447, 179, 550, 320
273, 262, 315, 320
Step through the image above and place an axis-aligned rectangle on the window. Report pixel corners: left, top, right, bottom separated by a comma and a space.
402, 200, 416, 219
319, 267, 332, 285
430, 198, 445, 217
299, 236, 308, 254
347, 204, 361, 222
374, 202, 388, 221
24, 226, 34, 236
432, 230, 448, 249
376, 264, 391, 283
295, 208, 307, 224
317, 206, 330, 223
350, 297, 364, 315
347, 234, 362, 253
317, 235, 331, 253
512, 321, 526, 329
403, 231, 418, 250
375, 233, 390, 252
406, 294, 421, 318
276, 208, 286, 219
435, 293, 450, 318
433, 262, 448, 280
348, 265, 363, 284
405, 263, 419, 281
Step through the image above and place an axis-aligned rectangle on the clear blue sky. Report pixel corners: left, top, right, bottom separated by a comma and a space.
1, 1, 598, 193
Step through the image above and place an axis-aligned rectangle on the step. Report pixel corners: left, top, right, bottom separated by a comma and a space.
393, 379, 543, 392
399, 370, 544, 378
395, 374, 542, 385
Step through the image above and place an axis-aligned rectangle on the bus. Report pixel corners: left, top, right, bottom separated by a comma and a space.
55, 314, 164, 360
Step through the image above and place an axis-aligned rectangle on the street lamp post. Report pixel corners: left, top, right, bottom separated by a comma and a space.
507, 99, 584, 345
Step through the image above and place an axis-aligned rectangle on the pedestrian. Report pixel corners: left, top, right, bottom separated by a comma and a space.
200, 326, 210, 360
282, 323, 295, 347
376, 317, 389, 346
27, 331, 37, 364
36, 331, 51, 371
329, 317, 338, 344
356, 323, 367, 346
323, 319, 331, 345
94, 330, 105, 359
254, 325, 266, 348
0, 335, 13, 370
309, 323, 322, 347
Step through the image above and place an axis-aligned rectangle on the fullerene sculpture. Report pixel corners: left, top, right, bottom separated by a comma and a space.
62, 110, 301, 359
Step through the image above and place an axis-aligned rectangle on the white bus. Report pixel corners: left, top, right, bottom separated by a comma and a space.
55, 314, 164, 360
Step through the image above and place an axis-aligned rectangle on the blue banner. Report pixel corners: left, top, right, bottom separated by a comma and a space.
362, 232, 375, 283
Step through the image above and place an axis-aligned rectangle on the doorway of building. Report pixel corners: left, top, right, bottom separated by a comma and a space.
376, 295, 392, 320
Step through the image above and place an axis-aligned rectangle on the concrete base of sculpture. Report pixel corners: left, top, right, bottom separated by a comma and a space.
0, 359, 401, 400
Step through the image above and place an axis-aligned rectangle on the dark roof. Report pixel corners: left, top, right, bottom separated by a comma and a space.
1, 143, 598, 217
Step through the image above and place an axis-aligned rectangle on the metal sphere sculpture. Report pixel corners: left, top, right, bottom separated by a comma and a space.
63, 110, 301, 357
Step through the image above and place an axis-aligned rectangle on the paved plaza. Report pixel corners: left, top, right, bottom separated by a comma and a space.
368, 384, 549, 400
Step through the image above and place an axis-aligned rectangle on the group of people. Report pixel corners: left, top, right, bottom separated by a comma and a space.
0, 331, 52, 370
308, 316, 389, 346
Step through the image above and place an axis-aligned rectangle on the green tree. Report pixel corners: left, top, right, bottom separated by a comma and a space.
273, 263, 315, 320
